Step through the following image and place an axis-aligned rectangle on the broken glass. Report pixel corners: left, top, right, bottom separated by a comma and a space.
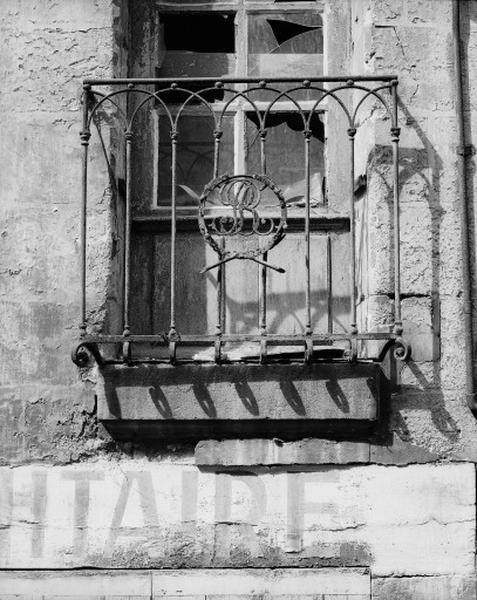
248, 11, 323, 81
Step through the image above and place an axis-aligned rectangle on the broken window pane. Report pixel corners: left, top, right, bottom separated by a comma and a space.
248, 12, 323, 78
245, 111, 325, 213
158, 13, 236, 78
157, 113, 234, 208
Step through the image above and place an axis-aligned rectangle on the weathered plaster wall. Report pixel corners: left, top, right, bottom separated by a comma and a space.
0, 0, 127, 464
352, 0, 477, 464
0, 0, 477, 598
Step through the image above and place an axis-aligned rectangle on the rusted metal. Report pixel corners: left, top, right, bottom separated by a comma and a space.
123, 128, 133, 337
79, 84, 91, 338
327, 233, 333, 335
74, 75, 410, 367
169, 127, 178, 344
84, 75, 398, 85
391, 80, 403, 337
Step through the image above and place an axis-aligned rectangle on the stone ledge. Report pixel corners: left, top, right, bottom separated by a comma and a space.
0, 568, 370, 598
195, 438, 370, 466
97, 362, 384, 441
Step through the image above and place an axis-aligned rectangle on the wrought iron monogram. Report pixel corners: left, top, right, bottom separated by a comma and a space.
198, 174, 287, 273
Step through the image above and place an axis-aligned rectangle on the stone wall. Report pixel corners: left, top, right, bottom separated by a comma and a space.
0, 0, 476, 599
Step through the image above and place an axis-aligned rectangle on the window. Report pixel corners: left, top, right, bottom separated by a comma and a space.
73, 1, 410, 371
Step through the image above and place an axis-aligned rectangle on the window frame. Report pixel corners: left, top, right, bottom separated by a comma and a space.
152, 0, 326, 213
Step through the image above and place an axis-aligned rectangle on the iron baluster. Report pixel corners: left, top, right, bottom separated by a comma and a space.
259, 251, 268, 363
259, 122, 268, 362
214, 126, 224, 363
169, 125, 178, 362
327, 233, 333, 335
391, 80, 403, 336
123, 128, 133, 338
79, 84, 91, 338
348, 125, 358, 361
304, 128, 313, 362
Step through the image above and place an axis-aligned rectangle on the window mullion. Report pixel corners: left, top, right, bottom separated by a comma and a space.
235, 2, 247, 175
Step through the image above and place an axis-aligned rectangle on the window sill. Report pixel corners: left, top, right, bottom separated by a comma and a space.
97, 361, 384, 441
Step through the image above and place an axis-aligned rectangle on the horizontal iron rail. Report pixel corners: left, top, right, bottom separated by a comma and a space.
84, 75, 398, 86
132, 216, 350, 234
82, 332, 399, 345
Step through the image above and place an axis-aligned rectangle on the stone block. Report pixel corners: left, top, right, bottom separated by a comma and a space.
372, 574, 476, 600
373, 0, 404, 22
150, 568, 370, 597
195, 439, 370, 467
370, 433, 440, 465
0, 384, 101, 465
97, 362, 383, 440
381, 388, 469, 460
372, 26, 454, 110
0, 568, 371, 599
406, 0, 453, 25
0, 570, 151, 597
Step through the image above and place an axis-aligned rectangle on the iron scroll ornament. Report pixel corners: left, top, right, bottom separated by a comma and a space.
198, 174, 288, 274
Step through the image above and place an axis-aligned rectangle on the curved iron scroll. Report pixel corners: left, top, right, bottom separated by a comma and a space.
198, 173, 287, 273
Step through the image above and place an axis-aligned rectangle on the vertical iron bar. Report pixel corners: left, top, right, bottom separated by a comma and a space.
169, 128, 178, 342
347, 124, 358, 361
213, 128, 221, 179
260, 130, 267, 175
260, 128, 268, 361
259, 251, 268, 362
214, 128, 224, 361
327, 233, 333, 334
348, 127, 357, 336
220, 238, 226, 334
391, 81, 402, 335
304, 131, 312, 335
123, 129, 133, 337
79, 85, 91, 338
304, 129, 313, 362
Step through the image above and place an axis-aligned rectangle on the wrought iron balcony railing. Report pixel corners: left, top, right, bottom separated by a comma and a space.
72, 75, 410, 367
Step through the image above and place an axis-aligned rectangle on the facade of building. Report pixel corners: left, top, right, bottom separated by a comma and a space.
1, 0, 477, 598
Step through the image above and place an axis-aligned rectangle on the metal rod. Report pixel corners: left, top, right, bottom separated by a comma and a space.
79, 86, 91, 338
304, 130, 312, 336
260, 131, 266, 175
169, 128, 178, 338
259, 131, 267, 361
348, 127, 357, 335
201, 254, 284, 274
213, 129, 221, 179
83, 331, 399, 344
453, 0, 476, 411
219, 237, 226, 336
215, 233, 224, 362
216, 255, 223, 339
391, 83, 402, 336
123, 130, 133, 336
213, 128, 225, 358
260, 251, 268, 335
84, 75, 398, 86
327, 233, 333, 334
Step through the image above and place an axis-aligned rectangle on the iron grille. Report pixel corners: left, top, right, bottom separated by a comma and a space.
72, 76, 410, 367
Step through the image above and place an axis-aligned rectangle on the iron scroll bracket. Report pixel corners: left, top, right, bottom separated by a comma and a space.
71, 341, 104, 368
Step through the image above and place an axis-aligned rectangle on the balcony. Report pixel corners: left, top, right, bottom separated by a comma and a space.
71, 75, 409, 439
